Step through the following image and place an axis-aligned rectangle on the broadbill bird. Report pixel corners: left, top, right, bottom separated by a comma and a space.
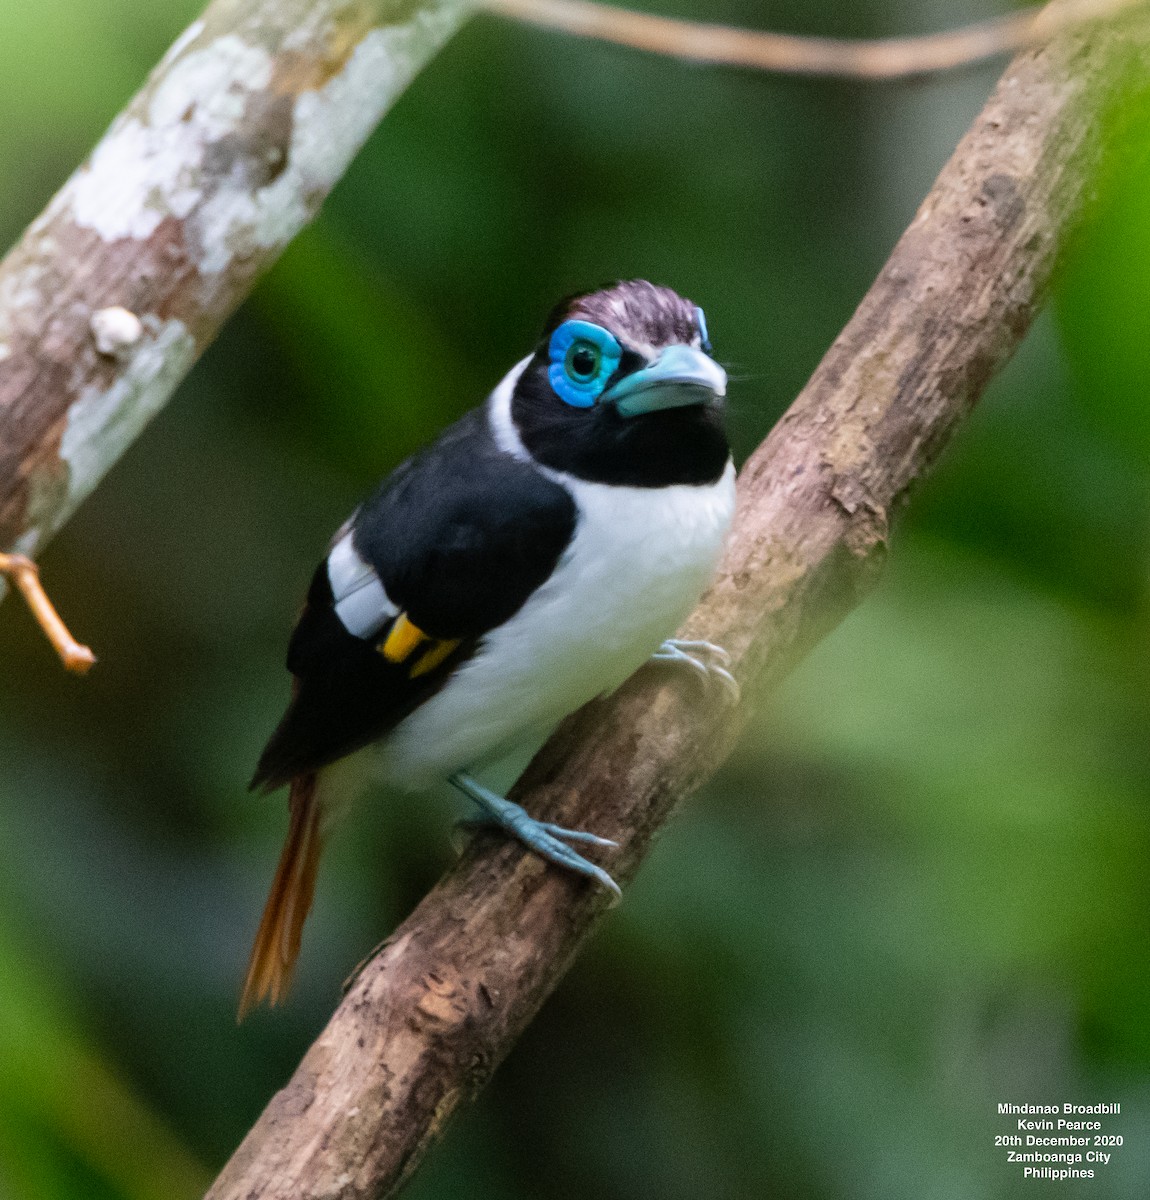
241, 280, 738, 1017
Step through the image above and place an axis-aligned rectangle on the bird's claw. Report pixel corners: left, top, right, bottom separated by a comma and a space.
651, 638, 740, 704
453, 818, 616, 852
449, 774, 622, 899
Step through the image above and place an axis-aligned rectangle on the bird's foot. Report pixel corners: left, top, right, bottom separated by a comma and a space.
449, 773, 621, 899
651, 638, 740, 704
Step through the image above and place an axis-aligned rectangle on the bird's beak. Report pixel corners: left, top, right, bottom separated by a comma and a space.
602, 345, 728, 418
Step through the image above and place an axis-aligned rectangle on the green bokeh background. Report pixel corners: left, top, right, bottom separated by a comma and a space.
0, 1, 1148, 1197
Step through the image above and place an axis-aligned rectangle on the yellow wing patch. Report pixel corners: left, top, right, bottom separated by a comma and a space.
379, 613, 425, 663
411, 638, 461, 677
378, 613, 461, 679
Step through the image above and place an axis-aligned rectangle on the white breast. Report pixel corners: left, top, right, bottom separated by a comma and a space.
374, 365, 736, 791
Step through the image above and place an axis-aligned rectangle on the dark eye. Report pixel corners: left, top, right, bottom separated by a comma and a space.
566, 342, 601, 381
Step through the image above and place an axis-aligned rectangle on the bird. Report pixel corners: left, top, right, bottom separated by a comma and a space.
239, 280, 738, 1018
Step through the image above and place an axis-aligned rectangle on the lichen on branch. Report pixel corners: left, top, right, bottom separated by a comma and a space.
0, 0, 471, 567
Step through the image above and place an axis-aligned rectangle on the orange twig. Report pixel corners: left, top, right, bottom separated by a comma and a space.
484, 0, 1143, 80
0, 554, 96, 675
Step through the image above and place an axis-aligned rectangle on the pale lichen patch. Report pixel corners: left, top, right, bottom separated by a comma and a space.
290, 17, 460, 195
68, 36, 275, 244
0, 0, 471, 623
65, 9, 465, 276
272, 1, 381, 94
10, 529, 40, 557
59, 318, 196, 522
193, 9, 466, 271
149, 36, 273, 136
159, 18, 207, 71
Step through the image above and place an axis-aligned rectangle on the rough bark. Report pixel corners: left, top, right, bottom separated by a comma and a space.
206, 6, 1150, 1200
0, 0, 470, 564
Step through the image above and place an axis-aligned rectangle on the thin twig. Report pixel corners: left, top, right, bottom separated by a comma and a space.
485, 0, 1143, 79
0, 554, 95, 674
206, 7, 1150, 1198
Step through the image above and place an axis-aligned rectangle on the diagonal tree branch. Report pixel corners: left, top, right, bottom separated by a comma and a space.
206, 4, 1150, 1198
0, 0, 470, 576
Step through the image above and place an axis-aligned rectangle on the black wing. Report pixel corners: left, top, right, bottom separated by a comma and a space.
251, 408, 576, 790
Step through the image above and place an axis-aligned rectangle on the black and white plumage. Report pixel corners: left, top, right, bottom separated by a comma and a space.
241, 281, 736, 1015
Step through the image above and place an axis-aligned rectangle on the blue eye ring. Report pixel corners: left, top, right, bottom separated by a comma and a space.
548, 320, 623, 408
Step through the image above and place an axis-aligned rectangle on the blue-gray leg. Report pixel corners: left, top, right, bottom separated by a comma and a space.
652, 638, 741, 703
449, 772, 621, 898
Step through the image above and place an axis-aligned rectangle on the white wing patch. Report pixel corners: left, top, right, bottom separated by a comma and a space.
327, 531, 397, 639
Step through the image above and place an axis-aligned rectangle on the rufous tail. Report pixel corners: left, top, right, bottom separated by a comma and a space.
238, 771, 325, 1021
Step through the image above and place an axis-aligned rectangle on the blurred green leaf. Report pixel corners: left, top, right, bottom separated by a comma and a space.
0, 915, 209, 1200
252, 222, 473, 476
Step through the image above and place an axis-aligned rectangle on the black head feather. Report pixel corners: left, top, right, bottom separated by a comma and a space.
512, 280, 729, 488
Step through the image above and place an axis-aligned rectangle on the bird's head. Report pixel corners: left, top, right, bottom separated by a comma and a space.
505, 280, 730, 487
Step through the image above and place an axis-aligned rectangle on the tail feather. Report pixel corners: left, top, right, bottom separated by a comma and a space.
238, 771, 325, 1021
